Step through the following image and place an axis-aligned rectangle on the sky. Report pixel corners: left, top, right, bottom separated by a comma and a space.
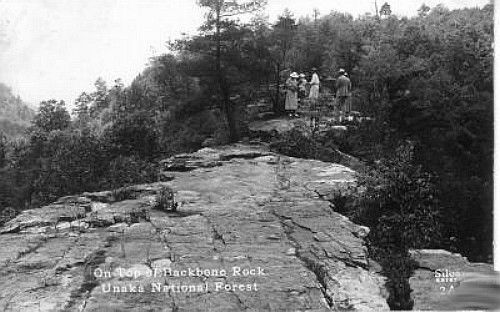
0, 0, 491, 107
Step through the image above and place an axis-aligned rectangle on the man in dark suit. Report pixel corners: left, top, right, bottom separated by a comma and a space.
335, 69, 352, 117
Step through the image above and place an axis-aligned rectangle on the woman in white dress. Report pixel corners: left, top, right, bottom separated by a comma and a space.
308, 68, 320, 127
308, 67, 320, 99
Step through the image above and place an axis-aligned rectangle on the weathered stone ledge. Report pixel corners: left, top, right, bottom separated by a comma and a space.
0, 144, 389, 311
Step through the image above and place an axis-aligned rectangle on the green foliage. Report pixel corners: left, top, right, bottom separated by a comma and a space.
172, 0, 268, 141
270, 129, 319, 159
378, 251, 416, 310
353, 144, 442, 310
2, 121, 158, 207
89, 78, 110, 118
356, 142, 443, 251
73, 92, 92, 127
303, 4, 493, 261
324, 142, 441, 310
0, 119, 29, 137
0, 207, 17, 226
0, 132, 6, 167
267, 11, 297, 112
0, 83, 35, 137
103, 110, 158, 159
269, 128, 344, 164
32, 100, 71, 133
102, 156, 158, 192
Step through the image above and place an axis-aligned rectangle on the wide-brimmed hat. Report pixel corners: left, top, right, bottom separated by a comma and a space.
339, 68, 345, 74
290, 72, 299, 78
299, 73, 306, 77
311, 67, 318, 71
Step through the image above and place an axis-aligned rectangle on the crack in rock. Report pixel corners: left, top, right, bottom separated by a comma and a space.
273, 210, 334, 309
64, 240, 110, 311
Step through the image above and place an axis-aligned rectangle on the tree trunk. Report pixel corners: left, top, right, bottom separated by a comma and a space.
274, 63, 281, 114
215, 5, 239, 142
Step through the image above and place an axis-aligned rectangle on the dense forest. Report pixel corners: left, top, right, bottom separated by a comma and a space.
0, 83, 35, 137
0, 0, 493, 297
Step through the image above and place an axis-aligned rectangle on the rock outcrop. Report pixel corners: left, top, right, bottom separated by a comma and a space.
409, 249, 496, 311
248, 116, 368, 137
249, 117, 364, 171
0, 143, 389, 311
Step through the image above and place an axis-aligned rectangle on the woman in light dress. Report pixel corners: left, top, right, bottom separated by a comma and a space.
285, 72, 299, 117
308, 67, 320, 99
308, 68, 320, 127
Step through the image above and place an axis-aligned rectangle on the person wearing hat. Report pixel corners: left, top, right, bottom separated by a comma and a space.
335, 68, 352, 119
298, 73, 308, 101
308, 67, 320, 100
307, 68, 321, 128
285, 72, 299, 117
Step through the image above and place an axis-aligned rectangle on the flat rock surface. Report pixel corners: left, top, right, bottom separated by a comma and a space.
249, 118, 304, 134
0, 144, 389, 312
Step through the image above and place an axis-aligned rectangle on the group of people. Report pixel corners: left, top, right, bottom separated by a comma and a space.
284, 67, 352, 121
284, 68, 320, 117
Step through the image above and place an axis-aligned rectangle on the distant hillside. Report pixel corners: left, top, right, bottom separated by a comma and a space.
0, 83, 35, 137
